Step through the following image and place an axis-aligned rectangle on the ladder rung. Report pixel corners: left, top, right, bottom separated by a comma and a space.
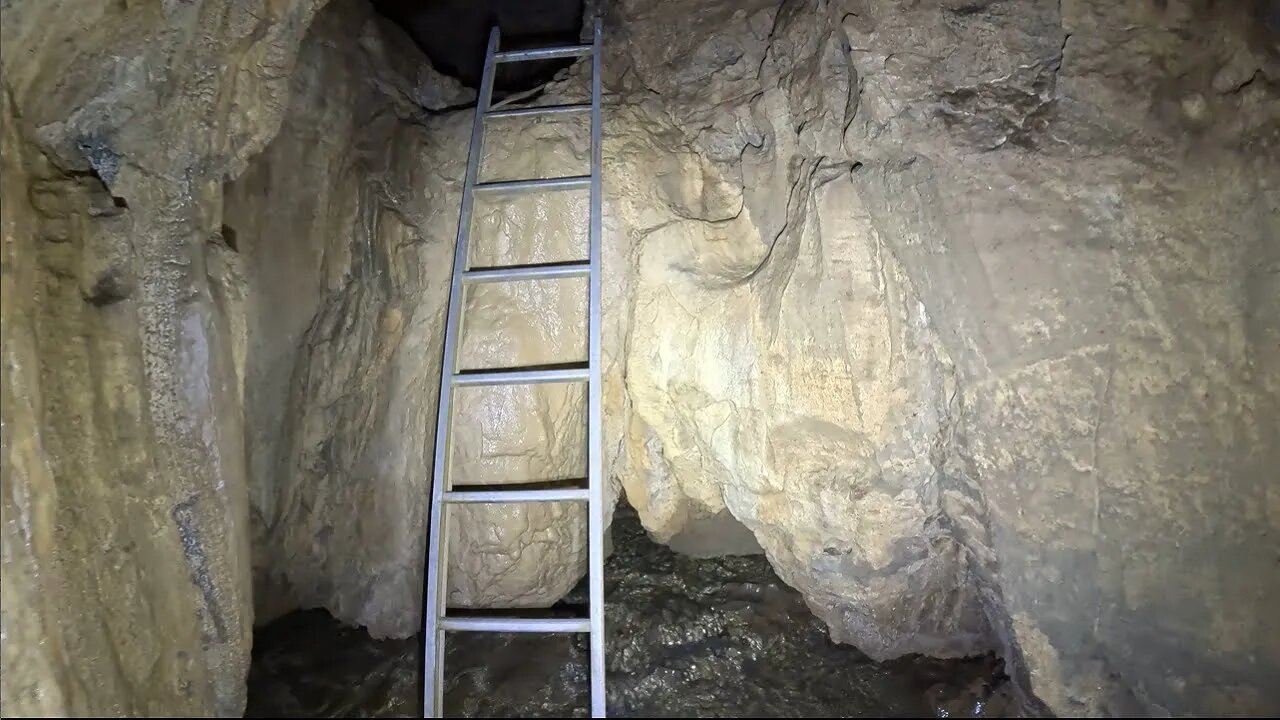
494, 45, 592, 63
445, 486, 588, 503
452, 365, 588, 387
440, 616, 590, 633
463, 261, 589, 283
473, 176, 590, 194
486, 103, 591, 119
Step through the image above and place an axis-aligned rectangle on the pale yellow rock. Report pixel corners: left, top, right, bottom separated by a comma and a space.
0, 0, 330, 713
232, 10, 607, 628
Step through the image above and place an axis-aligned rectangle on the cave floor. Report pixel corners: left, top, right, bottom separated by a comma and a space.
246, 508, 1017, 718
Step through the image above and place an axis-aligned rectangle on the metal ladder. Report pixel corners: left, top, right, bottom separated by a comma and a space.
422, 17, 606, 719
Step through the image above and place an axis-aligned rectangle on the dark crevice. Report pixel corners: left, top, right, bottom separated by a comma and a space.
371, 0, 585, 93
947, 2, 992, 16
220, 224, 239, 252
83, 273, 131, 307
67, 166, 129, 217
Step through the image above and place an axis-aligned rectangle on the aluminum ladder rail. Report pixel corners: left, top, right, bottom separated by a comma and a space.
422, 18, 606, 719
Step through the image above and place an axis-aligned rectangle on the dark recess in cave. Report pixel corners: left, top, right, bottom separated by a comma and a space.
372, 0, 586, 93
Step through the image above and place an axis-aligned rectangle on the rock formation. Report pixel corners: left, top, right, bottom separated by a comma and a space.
220, 0, 466, 633
604, 1, 1280, 714
2, 0, 1277, 717
1, 0, 331, 712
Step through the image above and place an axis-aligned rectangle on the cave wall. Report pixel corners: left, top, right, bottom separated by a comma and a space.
261, 0, 1279, 711
228, 0, 609, 635
842, 2, 1280, 713
401, 0, 1278, 714
1, 0, 598, 712
221, 0, 468, 632
0, 0, 330, 714
584, 0, 1280, 715
2, 0, 1278, 717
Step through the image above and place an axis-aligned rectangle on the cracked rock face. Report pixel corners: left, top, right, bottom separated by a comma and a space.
316, 0, 1277, 712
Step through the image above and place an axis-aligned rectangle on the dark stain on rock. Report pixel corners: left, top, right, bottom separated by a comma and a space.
83, 269, 131, 306
936, 47, 1065, 153
1259, 0, 1280, 34
172, 496, 228, 643
76, 133, 120, 186
219, 224, 239, 252
946, 2, 993, 17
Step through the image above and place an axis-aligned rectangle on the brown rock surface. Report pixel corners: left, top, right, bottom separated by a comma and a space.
229, 1, 605, 632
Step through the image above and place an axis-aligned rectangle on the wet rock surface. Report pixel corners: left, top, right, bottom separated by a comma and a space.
247, 509, 1015, 718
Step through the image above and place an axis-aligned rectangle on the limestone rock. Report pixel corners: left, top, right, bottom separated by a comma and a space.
840, 1, 1280, 714
251, 0, 1280, 712
602, 0, 993, 665
1, 0, 467, 712
231, 0, 604, 634
585, 0, 1280, 715
1, 0, 331, 713
3, 0, 1279, 717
